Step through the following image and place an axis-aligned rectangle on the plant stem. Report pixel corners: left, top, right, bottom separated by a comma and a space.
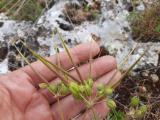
57, 29, 84, 83
91, 108, 98, 120
89, 40, 94, 79
14, 44, 49, 84
118, 43, 138, 69
57, 97, 65, 120
28, 45, 80, 84
112, 51, 146, 89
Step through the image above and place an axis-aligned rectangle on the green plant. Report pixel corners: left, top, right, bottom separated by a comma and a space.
107, 99, 117, 110
130, 96, 140, 107
106, 110, 125, 120
127, 96, 148, 119
129, 2, 160, 42
0, 0, 44, 22
155, 24, 160, 33
14, 28, 147, 119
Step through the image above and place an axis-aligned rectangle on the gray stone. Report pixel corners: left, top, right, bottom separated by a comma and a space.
150, 74, 159, 83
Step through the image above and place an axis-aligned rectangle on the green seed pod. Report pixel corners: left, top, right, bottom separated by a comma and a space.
59, 83, 69, 95
105, 86, 114, 96
69, 82, 81, 99
107, 99, 117, 110
39, 83, 48, 89
97, 84, 106, 96
84, 84, 92, 96
48, 84, 58, 94
79, 85, 85, 93
130, 96, 140, 107
97, 84, 105, 91
86, 78, 94, 87
139, 105, 147, 113
134, 110, 143, 118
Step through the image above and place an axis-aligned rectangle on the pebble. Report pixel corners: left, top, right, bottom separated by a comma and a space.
150, 74, 159, 83
138, 86, 147, 93
141, 70, 149, 78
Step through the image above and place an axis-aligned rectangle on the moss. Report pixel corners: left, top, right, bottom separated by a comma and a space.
129, 3, 160, 42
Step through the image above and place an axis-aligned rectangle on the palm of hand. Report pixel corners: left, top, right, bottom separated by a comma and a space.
0, 70, 52, 120
0, 42, 120, 120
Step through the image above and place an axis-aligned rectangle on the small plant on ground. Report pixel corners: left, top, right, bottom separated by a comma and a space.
129, 2, 160, 42
63, 0, 101, 25
0, 0, 46, 22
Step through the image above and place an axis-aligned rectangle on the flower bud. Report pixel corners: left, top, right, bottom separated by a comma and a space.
39, 83, 48, 89
107, 99, 117, 110
130, 96, 140, 107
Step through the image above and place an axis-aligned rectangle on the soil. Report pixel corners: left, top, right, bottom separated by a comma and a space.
96, 47, 160, 120
114, 64, 160, 120
62, 1, 101, 25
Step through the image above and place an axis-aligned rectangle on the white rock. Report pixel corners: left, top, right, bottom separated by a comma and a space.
150, 74, 159, 83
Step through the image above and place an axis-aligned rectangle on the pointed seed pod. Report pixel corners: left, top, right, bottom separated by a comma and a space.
84, 84, 92, 96
39, 83, 48, 89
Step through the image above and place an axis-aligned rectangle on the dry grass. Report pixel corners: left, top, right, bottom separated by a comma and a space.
0, 0, 46, 22
63, 1, 101, 25
130, 2, 160, 42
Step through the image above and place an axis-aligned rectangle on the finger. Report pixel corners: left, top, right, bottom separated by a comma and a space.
76, 101, 109, 120
50, 69, 120, 120
94, 69, 121, 88
76, 70, 122, 120
40, 56, 117, 104
16, 41, 100, 85
52, 95, 84, 120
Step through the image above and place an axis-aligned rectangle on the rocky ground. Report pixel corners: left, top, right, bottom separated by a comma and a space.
0, 0, 159, 73
0, 0, 160, 119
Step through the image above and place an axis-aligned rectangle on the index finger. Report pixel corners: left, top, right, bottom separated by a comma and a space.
18, 41, 100, 85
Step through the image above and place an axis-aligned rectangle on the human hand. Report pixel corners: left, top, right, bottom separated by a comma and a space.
0, 42, 121, 120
